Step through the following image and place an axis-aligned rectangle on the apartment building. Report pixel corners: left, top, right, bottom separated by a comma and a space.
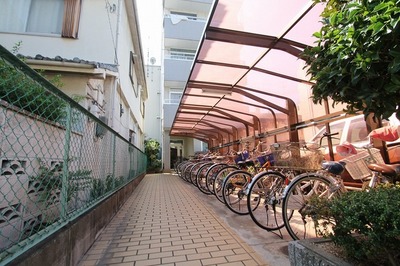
0, 0, 147, 150
163, 0, 213, 171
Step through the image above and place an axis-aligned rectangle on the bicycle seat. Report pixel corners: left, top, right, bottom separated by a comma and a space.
322, 161, 346, 175
368, 163, 400, 179
245, 159, 255, 166
237, 161, 246, 167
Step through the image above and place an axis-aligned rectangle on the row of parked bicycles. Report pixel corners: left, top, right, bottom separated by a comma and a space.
174, 127, 400, 241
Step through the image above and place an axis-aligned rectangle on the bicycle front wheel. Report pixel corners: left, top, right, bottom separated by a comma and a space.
247, 171, 288, 231
222, 170, 254, 215
196, 162, 214, 194
282, 173, 343, 240
213, 165, 239, 203
205, 163, 228, 194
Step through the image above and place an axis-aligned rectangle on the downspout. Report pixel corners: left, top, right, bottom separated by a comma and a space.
115, 0, 122, 65
111, 0, 122, 129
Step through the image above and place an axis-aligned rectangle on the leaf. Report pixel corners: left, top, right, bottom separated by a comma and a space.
372, 2, 391, 13
369, 21, 385, 36
390, 74, 400, 85
313, 31, 322, 39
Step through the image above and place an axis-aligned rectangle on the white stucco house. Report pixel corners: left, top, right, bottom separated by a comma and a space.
0, 0, 148, 150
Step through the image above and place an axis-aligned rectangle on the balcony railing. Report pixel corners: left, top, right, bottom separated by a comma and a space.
0, 45, 146, 264
164, 14, 207, 41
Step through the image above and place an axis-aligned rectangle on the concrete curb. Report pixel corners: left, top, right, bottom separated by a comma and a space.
288, 238, 352, 266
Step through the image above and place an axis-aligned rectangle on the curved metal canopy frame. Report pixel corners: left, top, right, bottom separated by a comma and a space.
170, 0, 339, 150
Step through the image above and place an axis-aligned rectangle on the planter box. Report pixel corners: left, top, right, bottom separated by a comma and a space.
288, 238, 352, 266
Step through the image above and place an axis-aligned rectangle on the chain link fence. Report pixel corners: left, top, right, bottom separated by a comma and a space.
0, 45, 146, 264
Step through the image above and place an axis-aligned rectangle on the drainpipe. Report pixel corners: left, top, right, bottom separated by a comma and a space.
110, 0, 122, 130
115, 0, 122, 65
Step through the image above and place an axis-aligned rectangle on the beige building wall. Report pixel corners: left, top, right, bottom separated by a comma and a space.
0, 0, 147, 150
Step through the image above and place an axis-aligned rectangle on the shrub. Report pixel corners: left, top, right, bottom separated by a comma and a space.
328, 184, 400, 265
0, 42, 67, 123
144, 138, 162, 172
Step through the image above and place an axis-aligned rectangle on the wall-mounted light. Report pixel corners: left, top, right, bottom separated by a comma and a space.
120, 104, 124, 117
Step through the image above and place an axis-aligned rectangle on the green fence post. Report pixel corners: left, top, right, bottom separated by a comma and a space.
61, 104, 72, 220
112, 134, 116, 189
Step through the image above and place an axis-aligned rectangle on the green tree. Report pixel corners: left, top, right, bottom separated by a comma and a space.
303, 0, 400, 119
144, 138, 162, 172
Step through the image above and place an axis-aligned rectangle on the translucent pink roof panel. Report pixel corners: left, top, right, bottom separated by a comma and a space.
197, 40, 266, 67
170, 0, 327, 145
211, 0, 314, 36
190, 63, 247, 85
254, 49, 311, 82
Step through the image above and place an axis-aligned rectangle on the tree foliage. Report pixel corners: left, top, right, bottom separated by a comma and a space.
303, 0, 400, 119
144, 138, 162, 172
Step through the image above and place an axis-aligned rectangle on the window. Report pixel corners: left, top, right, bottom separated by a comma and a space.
0, 0, 81, 38
347, 118, 368, 143
129, 51, 138, 97
141, 97, 145, 117
129, 130, 135, 144
170, 48, 196, 60
169, 89, 183, 104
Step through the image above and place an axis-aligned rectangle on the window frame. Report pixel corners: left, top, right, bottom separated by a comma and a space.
0, 0, 82, 38
169, 89, 183, 104
129, 51, 138, 97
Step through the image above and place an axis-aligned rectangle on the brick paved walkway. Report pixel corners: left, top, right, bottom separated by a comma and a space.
78, 173, 290, 266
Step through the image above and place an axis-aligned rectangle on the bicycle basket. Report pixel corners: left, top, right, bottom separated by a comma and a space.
270, 142, 323, 170
257, 153, 275, 166
341, 148, 384, 180
234, 150, 249, 164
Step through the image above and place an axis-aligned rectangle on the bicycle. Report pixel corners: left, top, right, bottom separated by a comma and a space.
281, 129, 398, 240
195, 161, 215, 194
245, 141, 323, 232
220, 142, 276, 215
203, 153, 239, 196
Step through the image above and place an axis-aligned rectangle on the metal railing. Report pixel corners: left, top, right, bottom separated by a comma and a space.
0, 45, 147, 264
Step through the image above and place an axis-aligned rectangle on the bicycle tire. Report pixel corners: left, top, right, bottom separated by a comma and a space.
213, 165, 239, 203
177, 161, 190, 179
189, 162, 206, 186
183, 162, 195, 182
196, 162, 214, 194
282, 173, 343, 240
222, 170, 254, 215
205, 163, 228, 194
247, 170, 288, 231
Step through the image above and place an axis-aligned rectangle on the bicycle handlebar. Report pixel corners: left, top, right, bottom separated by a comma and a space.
319, 131, 339, 147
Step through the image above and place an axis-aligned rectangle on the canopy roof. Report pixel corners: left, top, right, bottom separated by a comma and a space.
170, 0, 336, 149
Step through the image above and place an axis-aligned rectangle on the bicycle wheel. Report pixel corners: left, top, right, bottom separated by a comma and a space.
282, 173, 343, 240
177, 161, 190, 179
196, 162, 214, 194
247, 170, 288, 231
190, 162, 206, 186
205, 163, 228, 194
213, 165, 239, 203
222, 170, 254, 215
183, 162, 195, 182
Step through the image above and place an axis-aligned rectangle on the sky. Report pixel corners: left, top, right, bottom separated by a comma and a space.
136, 0, 163, 66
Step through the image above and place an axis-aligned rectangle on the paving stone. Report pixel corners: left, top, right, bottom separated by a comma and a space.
77, 173, 284, 266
